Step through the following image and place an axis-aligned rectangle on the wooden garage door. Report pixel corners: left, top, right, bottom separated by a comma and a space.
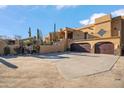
95, 42, 114, 54
70, 43, 91, 52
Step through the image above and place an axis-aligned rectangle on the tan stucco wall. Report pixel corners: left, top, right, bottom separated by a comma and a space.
94, 15, 112, 38
94, 21, 111, 38
95, 15, 111, 24
75, 15, 112, 39
80, 26, 95, 34
40, 39, 66, 53
73, 30, 84, 40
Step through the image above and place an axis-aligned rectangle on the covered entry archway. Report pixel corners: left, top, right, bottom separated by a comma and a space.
70, 43, 91, 53
95, 42, 114, 54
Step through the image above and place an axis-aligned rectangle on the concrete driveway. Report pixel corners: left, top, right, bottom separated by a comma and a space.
0, 52, 122, 87
55, 53, 120, 79
31, 52, 120, 79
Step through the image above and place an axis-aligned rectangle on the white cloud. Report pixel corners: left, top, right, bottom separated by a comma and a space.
0, 5, 8, 9
79, 8, 124, 26
80, 13, 106, 25
89, 13, 106, 24
28, 5, 76, 11
22, 5, 77, 10
79, 19, 89, 25
30, 5, 48, 10
56, 5, 65, 10
111, 9, 124, 17
55, 5, 77, 10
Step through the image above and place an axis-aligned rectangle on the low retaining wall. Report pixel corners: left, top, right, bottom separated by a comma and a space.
0, 39, 67, 55
40, 39, 66, 53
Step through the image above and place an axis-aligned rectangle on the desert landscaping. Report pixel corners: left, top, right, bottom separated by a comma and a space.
0, 52, 124, 88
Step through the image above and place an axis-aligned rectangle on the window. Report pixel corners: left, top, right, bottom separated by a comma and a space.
84, 32, 88, 39
97, 29, 106, 37
67, 32, 73, 39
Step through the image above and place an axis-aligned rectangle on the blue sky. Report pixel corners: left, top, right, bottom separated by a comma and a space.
0, 5, 124, 39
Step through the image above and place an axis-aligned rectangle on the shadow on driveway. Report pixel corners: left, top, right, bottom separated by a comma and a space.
0, 59, 18, 69
65, 52, 100, 57
0, 55, 18, 59
33, 54, 69, 59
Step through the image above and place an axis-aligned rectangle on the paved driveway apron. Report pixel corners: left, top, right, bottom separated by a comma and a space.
56, 53, 120, 80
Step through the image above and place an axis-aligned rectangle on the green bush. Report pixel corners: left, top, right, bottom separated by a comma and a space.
4, 46, 10, 55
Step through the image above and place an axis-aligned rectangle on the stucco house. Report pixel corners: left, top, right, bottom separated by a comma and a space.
0, 14, 124, 56
45, 14, 124, 56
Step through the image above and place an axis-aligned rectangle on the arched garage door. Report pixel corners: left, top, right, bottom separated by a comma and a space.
70, 43, 91, 53
95, 42, 114, 54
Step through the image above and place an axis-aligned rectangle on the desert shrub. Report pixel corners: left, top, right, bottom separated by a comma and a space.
4, 46, 10, 55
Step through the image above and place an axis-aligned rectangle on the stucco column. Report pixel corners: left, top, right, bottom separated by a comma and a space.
91, 44, 95, 53
64, 30, 68, 51
115, 44, 121, 55
64, 30, 68, 39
